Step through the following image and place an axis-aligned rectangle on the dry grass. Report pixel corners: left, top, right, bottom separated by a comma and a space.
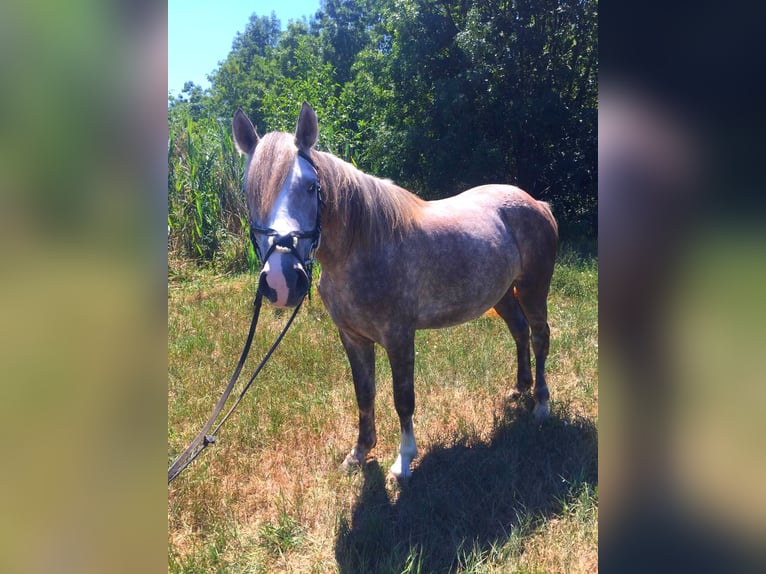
168, 248, 597, 573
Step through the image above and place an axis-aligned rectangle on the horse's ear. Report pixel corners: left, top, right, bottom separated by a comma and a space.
232, 108, 259, 155
294, 101, 318, 150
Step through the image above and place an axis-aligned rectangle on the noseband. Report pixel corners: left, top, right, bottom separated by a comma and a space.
249, 149, 323, 286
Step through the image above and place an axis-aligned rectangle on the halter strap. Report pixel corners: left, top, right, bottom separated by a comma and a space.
297, 148, 318, 171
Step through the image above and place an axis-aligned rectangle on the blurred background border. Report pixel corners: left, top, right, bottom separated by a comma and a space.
0, 0, 764, 572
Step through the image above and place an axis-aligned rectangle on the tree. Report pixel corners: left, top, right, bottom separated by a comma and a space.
168, 1, 598, 266
207, 13, 283, 126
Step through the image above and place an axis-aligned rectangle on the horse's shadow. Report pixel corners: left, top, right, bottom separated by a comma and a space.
334, 400, 597, 573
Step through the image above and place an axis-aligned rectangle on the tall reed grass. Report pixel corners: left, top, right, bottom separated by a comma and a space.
168, 117, 251, 272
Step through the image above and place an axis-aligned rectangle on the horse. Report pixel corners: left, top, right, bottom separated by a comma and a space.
232, 102, 558, 481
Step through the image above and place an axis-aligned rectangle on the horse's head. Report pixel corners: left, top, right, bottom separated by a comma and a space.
233, 103, 322, 308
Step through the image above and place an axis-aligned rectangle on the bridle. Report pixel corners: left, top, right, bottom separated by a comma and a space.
248, 149, 323, 287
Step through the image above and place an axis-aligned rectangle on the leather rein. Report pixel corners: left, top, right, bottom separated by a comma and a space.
168, 149, 323, 484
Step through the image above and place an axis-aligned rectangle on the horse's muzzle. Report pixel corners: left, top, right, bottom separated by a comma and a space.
258, 254, 309, 308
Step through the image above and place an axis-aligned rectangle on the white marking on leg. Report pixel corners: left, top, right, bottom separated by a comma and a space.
389, 426, 418, 480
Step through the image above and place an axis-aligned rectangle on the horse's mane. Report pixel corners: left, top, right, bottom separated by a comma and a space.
246, 131, 425, 251
313, 151, 425, 250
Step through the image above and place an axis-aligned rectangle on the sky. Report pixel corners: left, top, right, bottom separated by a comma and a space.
168, 0, 321, 97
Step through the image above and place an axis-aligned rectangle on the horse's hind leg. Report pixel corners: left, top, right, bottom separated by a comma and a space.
338, 329, 377, 471
514, 278, 553, 419
493, 287, 533, 396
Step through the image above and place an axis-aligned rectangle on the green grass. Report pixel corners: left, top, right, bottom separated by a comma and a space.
168, 248, 598, 573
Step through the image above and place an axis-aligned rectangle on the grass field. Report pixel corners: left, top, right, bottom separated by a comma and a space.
168, 248, 598, 573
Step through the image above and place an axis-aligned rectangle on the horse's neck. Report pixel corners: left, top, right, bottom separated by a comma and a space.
315, 153, 424, 271
315, 182, 353, 270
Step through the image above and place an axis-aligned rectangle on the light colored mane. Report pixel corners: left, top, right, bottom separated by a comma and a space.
247, 131, 425, 250
313, 151, 425, 250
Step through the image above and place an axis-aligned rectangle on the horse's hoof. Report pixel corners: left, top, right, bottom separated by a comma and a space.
533, 401, 550, 420
386, 470, 411, 489
341, 448, 364, 473
388, 455, 413, 484
387, 460, 412, 488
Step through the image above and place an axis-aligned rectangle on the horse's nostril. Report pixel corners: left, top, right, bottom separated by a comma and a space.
258, 272, 277, 302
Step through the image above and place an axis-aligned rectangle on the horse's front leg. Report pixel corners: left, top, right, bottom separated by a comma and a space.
385, 331, 418, 481
338, 329, 377, 471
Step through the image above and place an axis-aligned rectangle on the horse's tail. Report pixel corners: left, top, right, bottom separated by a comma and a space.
537, 200, 559, 240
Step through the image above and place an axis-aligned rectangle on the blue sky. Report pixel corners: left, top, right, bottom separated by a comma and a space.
168, 0, 321, 97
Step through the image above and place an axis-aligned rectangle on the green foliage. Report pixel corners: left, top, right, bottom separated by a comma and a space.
168, 111, 248, 269
168, 0, 598, 266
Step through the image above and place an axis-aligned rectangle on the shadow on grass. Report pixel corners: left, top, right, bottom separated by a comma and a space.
335, 400, 597, 573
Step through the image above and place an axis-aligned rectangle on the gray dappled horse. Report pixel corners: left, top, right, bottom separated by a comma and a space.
233, 103, 558, 481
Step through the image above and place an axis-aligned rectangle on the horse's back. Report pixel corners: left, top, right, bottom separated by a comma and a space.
457, 184, 553, 216
394, 184, 556, 329
431, 184, 557, 252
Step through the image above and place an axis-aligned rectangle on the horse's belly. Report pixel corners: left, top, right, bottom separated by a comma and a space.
416, 307, 486, 329
411, 236, 518, 329
414, 280, 511, 329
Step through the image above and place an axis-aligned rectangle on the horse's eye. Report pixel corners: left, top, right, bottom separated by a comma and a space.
307, 182, 317, 194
